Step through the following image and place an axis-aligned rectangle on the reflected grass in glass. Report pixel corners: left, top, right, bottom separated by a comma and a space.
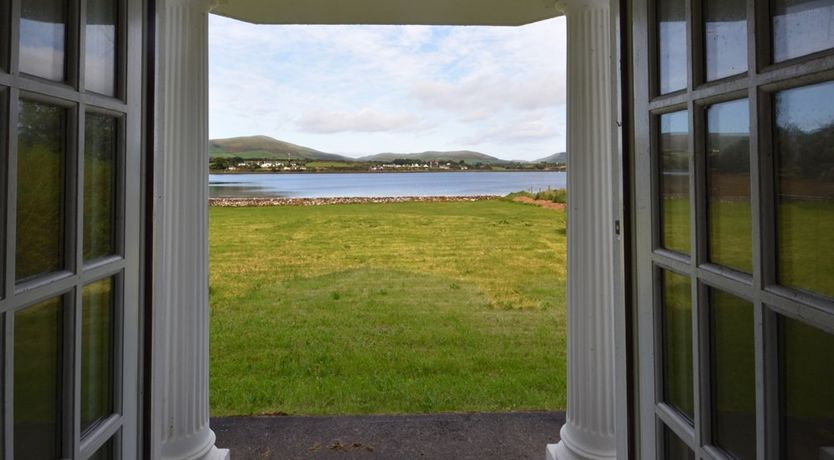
16, 100, 66, 281
661, 269, 693, 421
81, 277, 115, 434
14, 297, 63, 460
84, 113, 117, 262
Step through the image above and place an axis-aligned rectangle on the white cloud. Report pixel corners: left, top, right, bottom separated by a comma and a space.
297, 108, 430, 133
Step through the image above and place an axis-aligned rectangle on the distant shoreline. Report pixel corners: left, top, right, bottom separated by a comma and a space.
209, 195, 501, 207
209, 168, 565, 175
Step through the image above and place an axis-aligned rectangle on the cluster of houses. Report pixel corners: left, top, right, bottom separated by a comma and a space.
225, 160, 307, 172
370, 161, 469, 171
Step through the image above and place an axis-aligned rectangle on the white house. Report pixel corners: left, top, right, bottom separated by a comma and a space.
1, 0, 832, 459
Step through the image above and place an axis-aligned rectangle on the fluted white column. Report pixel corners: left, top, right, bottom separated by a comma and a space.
153, 0, 228, 459
547, 0, 618, 459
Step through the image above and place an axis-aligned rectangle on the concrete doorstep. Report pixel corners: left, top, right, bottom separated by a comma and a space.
212, 411, 565, 460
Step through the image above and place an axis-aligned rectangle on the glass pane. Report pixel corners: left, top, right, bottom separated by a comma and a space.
658, 0, 687, 94
16, 100, 66, 281
19, 0, 66, 81
662, 424, 695, 460
89, 438, 115, 460
709, 289, 755, 459
707, 99, 752, 272
14, 297, 63, 460
82, 278, 115, 433
661, 270, 693, 420
774, 81, 834, 299
780, 317, 834, 459
84, 113, 117, 261
85, 0, 117, 96
705, 0, 747, 81
659, 111, 691, 255
772, 0, 834, 62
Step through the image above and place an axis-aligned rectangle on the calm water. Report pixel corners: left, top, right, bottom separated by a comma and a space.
209, 171, 566, 198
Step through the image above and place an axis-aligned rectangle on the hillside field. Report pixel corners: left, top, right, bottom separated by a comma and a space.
208, 200, 567, 416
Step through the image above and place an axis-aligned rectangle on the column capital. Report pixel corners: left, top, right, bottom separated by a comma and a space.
556, 0, 610, 13
160, 0, 222, 13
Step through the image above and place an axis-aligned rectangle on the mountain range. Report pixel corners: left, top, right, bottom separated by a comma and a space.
209, 135, 566, 164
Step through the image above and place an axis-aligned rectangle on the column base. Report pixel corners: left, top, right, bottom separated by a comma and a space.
202, 447, 230, 460
545, 425, 616, 460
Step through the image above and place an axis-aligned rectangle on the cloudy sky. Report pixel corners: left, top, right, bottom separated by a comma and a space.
209, 15, 566, 161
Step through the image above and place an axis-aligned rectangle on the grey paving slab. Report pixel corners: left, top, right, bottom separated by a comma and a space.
212, 411, 565, 460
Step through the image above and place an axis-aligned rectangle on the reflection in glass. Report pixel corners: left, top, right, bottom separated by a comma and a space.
19, 0, 66, 81
662, 425, 695, 460
14, 297, 63, 460
16, 100, 66, 281
86, 0, 118, 96
773, 0, 834, 62
661, 270, 693, 421
82, 278, 115, 433
85, 113, 118, 261
659, 111, 691, 255
707, 99, 751, 272
709, 290, 755, 459
705, 0, 747, 81
780, 317, 834, 458
775, 81, 834, 299
658, 0, 687, 94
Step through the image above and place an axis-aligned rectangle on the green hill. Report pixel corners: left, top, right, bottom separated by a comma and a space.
358, 150, 507, 165
535, 152, 567, 163
209, 136, 353, 161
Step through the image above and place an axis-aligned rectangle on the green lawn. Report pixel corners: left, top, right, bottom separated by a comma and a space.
209, 200, 567, 416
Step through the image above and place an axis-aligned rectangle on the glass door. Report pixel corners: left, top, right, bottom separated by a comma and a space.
632, 0, 834, 458
0, 0, 143, 458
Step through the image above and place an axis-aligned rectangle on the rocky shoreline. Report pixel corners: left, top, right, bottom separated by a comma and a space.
209, 195, 501, 207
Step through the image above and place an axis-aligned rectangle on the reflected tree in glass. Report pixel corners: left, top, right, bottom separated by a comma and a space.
705, 0, 747, 81
16, 100, 66, 281
89, 438, 116, 460
707, 99, 751, 273
661, 270, 693, 421
774, 81, 834, 299
82, 278, 115, 434
773, 0, 834, 63
19, 0, 66, 81
85, 113, 117, 262
780, 317, 834, 458
709, 289, 755, 459
14, 297, 63, 460
658, 0, 687, 94
659, 111, 691, 255
85, 0, 118, 96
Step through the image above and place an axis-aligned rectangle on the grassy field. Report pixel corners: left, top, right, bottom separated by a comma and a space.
209, 200, 567, 416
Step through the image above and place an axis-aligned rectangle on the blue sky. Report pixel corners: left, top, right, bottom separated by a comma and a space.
208, 15, 566, 161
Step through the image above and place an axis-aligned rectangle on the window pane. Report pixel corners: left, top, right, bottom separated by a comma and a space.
82, 278, 115, 433
662, 424, 695, 460
16, 100, 66, 281
661, 270, 693, 420
709, 289, 755, 460
774, 81, 834, 299
707, 99, 751, 272
780, 317, 834, 459
85, 0, 117, 96
705, 0, 747, 81
14, 297, 63, 460
84, 113, 117, 261
659, 111, 691, 255
19, 0, 66, 81
658, 0, 687, 94
772, 0, 834, 62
